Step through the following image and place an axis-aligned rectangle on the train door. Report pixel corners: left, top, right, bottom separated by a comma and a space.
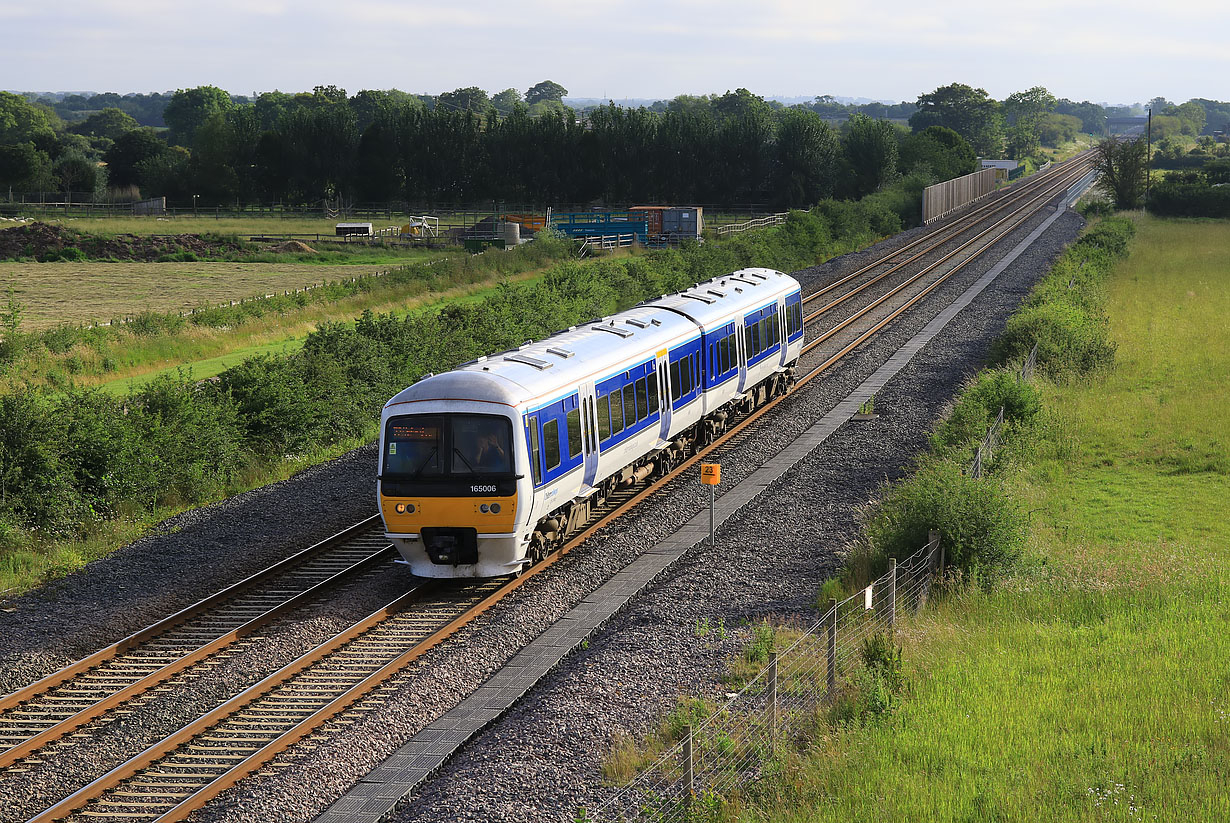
778, 300, 788, 366
656, 355, 671, 439
580, 384, 600, 487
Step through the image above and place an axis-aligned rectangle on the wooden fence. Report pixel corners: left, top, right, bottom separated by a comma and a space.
922, 168, 997, 224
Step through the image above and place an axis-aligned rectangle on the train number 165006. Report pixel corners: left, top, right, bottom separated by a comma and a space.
470, 485, 498, 494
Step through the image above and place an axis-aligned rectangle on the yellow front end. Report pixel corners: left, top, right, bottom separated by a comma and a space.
381, 492, 524, 578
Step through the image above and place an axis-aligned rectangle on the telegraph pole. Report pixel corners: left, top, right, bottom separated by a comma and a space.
1146, 108, 1152, 203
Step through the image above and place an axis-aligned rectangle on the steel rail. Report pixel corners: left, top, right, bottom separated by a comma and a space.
801, 158, 1092, 330
798, 152, 1089, 307
800, 160, 1092, 349
27, 163, 1091, 823
0, 516, 389, 768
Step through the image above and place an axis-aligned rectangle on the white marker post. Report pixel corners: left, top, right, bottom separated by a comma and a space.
700, 463, 721, 546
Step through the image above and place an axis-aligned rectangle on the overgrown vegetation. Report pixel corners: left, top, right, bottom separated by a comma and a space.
0, 203, 902, 594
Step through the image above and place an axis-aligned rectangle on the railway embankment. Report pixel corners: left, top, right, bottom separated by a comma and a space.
592, 213, 1230, 820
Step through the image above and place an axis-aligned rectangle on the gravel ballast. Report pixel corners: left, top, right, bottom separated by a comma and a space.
1, 192, 1085, 823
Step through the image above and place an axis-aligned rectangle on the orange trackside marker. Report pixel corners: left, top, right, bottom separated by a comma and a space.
700, 463, 721, 485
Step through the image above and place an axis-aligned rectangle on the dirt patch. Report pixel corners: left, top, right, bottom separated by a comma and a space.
273, 240, 317, 254
0, 222, 247, 262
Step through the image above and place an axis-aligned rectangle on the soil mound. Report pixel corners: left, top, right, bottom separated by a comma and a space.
273, 240, 317, 254
0, 221, 247, 262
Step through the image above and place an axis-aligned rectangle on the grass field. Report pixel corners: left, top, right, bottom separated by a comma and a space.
47, 215, 410, 237
1, 260, 410, 330
725, 216, 1230, 821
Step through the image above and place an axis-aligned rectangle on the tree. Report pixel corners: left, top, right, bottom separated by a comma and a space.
53, 151, 98, 194
525, 80, 567, 107
772, 109, 839, 207
1094, 137, 1148, 209
844, 113, 899, 197
491, 88, 522, 115
437, 87, 491, 114
0, 91, 58, 145
0, 143, 52, 190
712, 88, 772, 123
1003, 86, 1057, 158
910, 83, 1004, 156
103, 128, 167, 188
70, 107, 139, 140
899, 125, 976, 181
163, 86, 235, 147
1037, 113, 1082, 147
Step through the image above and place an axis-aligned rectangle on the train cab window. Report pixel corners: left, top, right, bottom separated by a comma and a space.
670, 360, 681, 402
635, 378, 648, 421
647, 371, 658, 412
451, 416, 512, 474
598, 396, 611, 441
528, 417, 542, 485
610, 389, 624, 433
566, 408, 582, 458
543, 419, 561, 471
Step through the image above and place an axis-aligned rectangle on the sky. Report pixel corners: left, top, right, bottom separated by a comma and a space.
3, 0, 1228, 105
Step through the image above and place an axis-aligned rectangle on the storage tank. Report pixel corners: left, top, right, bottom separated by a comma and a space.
502, 220, 521, 249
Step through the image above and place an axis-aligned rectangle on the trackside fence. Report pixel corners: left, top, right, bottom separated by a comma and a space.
714, 212, 789, 237
591, 534, 943, 823
967, 341, 1039, 477
922, 168, 997, 224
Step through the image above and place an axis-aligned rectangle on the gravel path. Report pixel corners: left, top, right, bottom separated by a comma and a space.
184, 205, 1085, 823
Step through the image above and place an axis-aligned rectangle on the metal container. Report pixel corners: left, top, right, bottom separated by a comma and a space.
662, 207, 702, 241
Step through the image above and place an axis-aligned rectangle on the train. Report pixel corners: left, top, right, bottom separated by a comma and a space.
377, 267, 805, 578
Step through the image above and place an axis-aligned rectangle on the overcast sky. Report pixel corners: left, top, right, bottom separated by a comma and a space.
3, 0, 1226, 105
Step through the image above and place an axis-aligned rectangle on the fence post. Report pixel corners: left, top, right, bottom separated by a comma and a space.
767, 650, 778, 751
826, 598, 837, 697
888, 558, 897, 631
683, 725, 695, 805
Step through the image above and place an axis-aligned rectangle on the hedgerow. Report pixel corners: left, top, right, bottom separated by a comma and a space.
0, 203, 898, 548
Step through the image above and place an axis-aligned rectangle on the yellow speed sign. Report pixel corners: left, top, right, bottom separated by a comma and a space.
700, 463, 721, 485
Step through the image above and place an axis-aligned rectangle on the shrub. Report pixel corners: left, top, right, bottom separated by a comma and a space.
40, 246, 87, 262
855, 458, 1026, 581
932, 369, 1042, 454
994, 300, 1116, 377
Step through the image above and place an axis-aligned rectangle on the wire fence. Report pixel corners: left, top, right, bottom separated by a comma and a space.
967, 341, 1039, 477
590, 534, 943, 823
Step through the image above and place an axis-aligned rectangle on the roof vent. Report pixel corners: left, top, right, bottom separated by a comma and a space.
707, 289, 726, 298
595, 324, 634, 338
504, 353, 553, 370
546, 346, 575, 359
626, 318, 649, 329
651, 318, 662, 326
682, 293, 716, 304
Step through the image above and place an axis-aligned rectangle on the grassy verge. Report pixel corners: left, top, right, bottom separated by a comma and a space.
605, 215, 1230, 819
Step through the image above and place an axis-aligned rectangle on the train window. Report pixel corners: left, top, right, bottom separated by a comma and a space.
636, 378, 648, 421
598, 395, 611, 440
751, 322, 760, 356
622, 384, 636, 427
647, 371, 658, 412
681, 355, 692, 396
670, 360, 681, 402
566, 408, 582, 459
610, 389, 624, 433
744, 325, 753, 359
722, 335, 731, 373
543, 419, 561, 471
528, 416, 542, 485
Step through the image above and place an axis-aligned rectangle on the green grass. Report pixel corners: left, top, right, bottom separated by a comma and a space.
696, 215, 1230, 821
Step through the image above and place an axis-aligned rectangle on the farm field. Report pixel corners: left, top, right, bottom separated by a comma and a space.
1, 260, 406, 330
31, 215, 415, 238
744, 216, 1230, 821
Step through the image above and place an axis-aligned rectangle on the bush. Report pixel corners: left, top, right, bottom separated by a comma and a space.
856, 458, 1026, 580
40, 246, 87, 262
932, 369, 1041, 455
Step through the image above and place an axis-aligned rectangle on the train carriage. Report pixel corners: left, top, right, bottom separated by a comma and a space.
378, 268, 803, 578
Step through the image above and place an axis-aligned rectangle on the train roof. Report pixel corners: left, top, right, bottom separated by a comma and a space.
383, 268, 800, 414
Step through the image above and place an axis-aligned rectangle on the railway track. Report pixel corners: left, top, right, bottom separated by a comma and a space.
0, 518, 393, 771
14, 156, 1094, 822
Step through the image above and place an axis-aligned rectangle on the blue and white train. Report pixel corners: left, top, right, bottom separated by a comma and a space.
377, 267, 805, 578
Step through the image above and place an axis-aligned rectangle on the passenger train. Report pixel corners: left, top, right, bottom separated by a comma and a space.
377, 267, 804, 578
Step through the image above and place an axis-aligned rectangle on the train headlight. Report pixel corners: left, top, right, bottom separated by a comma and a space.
395, 503, 405, 514
480, 504, 490, 513
490, 503, 501, 514
407, 503, 416, 513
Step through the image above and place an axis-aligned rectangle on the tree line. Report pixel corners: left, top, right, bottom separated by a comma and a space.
6, 81, 1230, 210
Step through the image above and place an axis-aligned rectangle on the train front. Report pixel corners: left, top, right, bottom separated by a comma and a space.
377, 371, 530, 578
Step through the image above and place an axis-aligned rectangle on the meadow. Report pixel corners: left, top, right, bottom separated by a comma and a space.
719, 215, 1230, 821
